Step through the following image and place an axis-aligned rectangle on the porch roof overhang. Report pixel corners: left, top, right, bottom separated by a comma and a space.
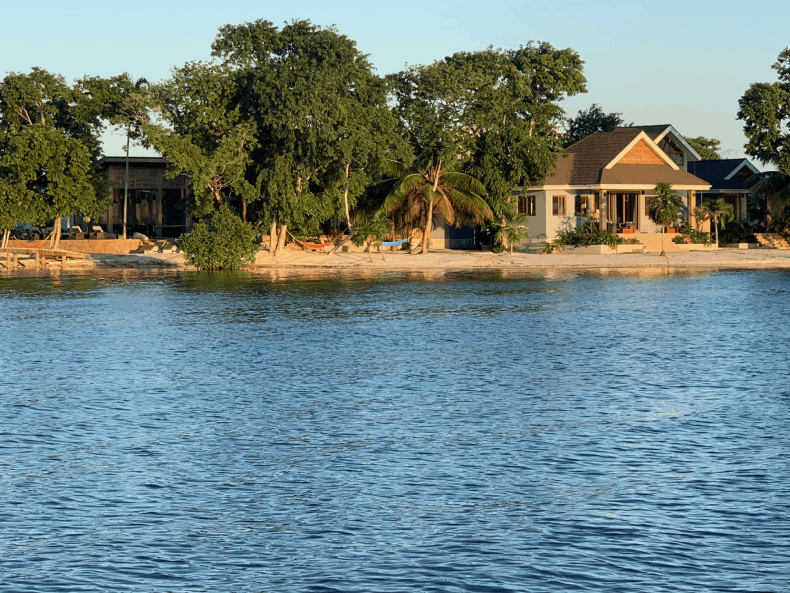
599, 164, 710, 189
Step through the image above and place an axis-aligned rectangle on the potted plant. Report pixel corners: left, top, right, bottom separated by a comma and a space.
647, 182, 683, 255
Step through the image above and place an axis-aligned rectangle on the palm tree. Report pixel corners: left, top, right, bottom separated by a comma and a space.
697, 197, 735, 246
382, 157, 493, 254
647, 182, 682, 256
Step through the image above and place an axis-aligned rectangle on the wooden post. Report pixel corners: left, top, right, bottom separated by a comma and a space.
599, 191, 607, 231
689, 191, 696, 229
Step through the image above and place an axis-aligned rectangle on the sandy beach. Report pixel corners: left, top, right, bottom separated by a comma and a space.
5, 246, 790, 274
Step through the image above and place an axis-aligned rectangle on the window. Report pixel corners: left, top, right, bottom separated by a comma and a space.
517, 195, 537, 216
659, 137, 684, 166
552, 195, 566, 216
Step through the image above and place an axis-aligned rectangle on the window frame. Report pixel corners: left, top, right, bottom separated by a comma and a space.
552, 195, 566, 216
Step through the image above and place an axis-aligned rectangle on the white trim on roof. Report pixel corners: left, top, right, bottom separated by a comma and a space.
662, 125, 702, 162
724, 160, 760, 180
524, 182, 712, 191
604, 131, 679, 170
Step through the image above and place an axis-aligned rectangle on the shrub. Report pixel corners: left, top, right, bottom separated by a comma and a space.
178, 205, 259, 270
548, 217, 625, 251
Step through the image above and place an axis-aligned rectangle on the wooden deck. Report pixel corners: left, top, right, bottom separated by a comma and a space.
1, 247, 88, 269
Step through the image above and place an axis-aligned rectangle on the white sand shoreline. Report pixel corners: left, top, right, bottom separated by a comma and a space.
5, 247, 790, 274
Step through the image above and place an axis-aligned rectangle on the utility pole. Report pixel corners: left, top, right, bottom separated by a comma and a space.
123, 123, 130, 240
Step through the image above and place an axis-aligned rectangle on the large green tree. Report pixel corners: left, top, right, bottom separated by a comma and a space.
738, 48, 790, 175
388, 43, 586, 248
143, 62, 258, 221
0, 68, 111, 247
738, 48, 790, 229
468, 43, 587, 217
564, 103, 629, 147
209, 19, 409, 254
684, 136, 722, 160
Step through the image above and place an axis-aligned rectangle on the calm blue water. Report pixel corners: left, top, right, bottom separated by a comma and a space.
1, 268, 789, 592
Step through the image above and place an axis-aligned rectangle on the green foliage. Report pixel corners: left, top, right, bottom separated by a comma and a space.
737, 48, 790, 176
697, 197, 735, 245
744, 170, 790, 230
546, 217, 624, 251
675, 224, 713, 244
564, 104, 631, 147
647, 183, 683, 229
210, 20, 410, 230
0, 68, 111, 227
388, 43, 586, 221
489, 213, 530, 252
717, 222, 755, 245
351, 218, 393, 248
142, 62, 258, 218
684, 136, 722, 160
178, 204, 259, 270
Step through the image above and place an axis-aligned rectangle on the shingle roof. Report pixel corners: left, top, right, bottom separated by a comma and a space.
620, 125, 671, 140
539, 129, 711, 189
601, 164, 712, 187
686, 159, 757, 191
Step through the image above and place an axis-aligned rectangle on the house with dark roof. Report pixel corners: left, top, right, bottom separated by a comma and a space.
514, 128, 711, 239
686, 159, 760, 223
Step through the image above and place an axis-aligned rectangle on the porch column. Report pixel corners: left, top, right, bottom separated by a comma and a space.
689, 191, 696, 229
599, 190, 607, 231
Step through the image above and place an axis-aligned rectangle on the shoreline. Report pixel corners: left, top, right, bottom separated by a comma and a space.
4, 247, 790, 276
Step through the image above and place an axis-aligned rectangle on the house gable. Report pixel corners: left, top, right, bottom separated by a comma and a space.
604, 131, 679, 171
724, 159, 760, 180
618, 139, 665, 165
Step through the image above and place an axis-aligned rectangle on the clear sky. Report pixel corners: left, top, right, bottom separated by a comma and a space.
2, 0, 788, 167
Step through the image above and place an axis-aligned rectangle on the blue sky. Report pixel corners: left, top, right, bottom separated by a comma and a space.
2, 0, 787, 167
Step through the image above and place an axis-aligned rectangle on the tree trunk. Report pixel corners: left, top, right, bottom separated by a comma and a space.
422, 161, 442, 255
274, 223, 287, 256
242, 199, 247, 223
343, 163, 351, 228
1, 229, 8, 249
422, 198, 434, 255
714, 215, 719, 246
269, 219, 278, 252
53, 218, 61, 249
501, 217, 510, 252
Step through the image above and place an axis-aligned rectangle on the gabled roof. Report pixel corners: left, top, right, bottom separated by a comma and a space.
539, 129, 710, 189
686, 159, 760, 191
624, 124, 671, 140
620, 124, 703, 161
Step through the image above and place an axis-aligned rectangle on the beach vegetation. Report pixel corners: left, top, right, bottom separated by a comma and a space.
696, 197, 735, 246
382, 157, 493, 254
178, 204, 259, 270
544, 216, 624, 252
209, 19, 410, 255
0, 68, 119, 246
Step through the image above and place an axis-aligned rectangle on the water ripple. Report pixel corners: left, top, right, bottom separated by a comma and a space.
1, 269, 790, 591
